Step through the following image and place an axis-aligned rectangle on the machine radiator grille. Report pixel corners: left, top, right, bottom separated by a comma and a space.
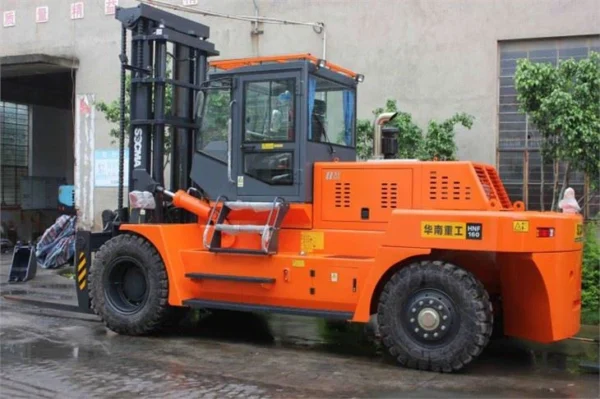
335, 182, 351, 208
473, 165, 512, 208
381, 182, 398, 209
429, 171, 471, 201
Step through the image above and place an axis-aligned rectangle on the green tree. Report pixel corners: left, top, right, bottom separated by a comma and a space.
581, 219, 600, 325
356, 99, 474, 161
514, 51, 600, 209
421, 112, 474, 161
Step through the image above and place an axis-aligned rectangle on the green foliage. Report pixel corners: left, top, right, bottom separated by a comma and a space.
514, 51, 600, 189
355, 119, 374, 160
582, 220, 600, 325
356, 98, 474, 161
421, 112, 474, 161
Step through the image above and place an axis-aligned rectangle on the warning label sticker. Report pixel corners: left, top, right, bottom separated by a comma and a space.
301, 232, 324, 253
575, 223, 584, 242
512, 220, 529, 233
421, 221, 483, 240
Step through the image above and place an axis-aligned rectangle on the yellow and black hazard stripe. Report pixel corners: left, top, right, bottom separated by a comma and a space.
77, 251, 88, 291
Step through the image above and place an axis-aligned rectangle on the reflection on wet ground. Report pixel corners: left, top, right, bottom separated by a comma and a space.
161, 308, 600, 377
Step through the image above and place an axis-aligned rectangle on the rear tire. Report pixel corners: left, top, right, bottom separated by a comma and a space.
89, 233, 177, 335
377, 260, 493, 372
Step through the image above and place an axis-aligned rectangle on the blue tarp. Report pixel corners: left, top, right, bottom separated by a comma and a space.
35, 215, 76, 269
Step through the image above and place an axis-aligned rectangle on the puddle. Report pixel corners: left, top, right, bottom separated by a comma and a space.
0, 341, 89, 362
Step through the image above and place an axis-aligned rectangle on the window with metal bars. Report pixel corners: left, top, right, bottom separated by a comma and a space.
1, 101, 30, 208
497, 36, 600, 217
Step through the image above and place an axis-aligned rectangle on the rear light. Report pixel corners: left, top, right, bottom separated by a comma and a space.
536, 227, 555, 238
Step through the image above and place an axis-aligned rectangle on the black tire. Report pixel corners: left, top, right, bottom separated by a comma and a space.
377, 260, 493, 372
89, 233, 177, 335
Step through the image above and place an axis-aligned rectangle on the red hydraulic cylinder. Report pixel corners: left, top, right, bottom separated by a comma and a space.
169, 190, 212, 222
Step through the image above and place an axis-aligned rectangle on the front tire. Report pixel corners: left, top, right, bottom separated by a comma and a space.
377, 260, 493, 372
89, 234, 176, 335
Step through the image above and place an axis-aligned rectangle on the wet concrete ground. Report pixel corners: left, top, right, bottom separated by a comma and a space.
0, 253, 598, 398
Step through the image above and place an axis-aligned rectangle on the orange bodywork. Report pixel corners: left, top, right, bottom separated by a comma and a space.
209, 53, 359, 79
121, 160, 583, 344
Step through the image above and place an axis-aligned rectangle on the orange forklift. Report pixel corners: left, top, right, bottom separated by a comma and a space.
75, 4, 584, 372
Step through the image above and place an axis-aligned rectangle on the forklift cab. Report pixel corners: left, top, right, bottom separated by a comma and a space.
191, 54, 361, 203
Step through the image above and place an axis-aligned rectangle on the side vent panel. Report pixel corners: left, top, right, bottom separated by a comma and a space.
322, 167, 412, 223
424, 163, 511, 210
381, 182, 398, 209
429, 171, 471, 202
474, 165, 512, 209
335, 182, 351, 208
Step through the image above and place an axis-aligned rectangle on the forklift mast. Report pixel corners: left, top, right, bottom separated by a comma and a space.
115, 3, 219, 224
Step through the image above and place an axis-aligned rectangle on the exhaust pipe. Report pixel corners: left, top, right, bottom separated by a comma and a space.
373, 112, 398, 159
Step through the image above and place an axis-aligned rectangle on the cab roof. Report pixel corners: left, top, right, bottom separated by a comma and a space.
208, 53, 359, 80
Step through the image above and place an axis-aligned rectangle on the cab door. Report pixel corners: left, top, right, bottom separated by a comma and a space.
233, 72, 302, 202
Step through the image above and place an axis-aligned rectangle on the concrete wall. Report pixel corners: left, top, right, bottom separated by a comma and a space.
1, 0, 598, 230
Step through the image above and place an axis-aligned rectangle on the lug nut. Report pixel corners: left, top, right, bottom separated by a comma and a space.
438, 305, 443, 310
414, 328, 419, 333
410, 318, 415, 323
424, 333, 429, 338
412, 308, 416, 313
429, 300, 433, 305
441, 325, 446, 331
419, 301, 423, 306
434, 332, 438, 337
442, 315, 448, 320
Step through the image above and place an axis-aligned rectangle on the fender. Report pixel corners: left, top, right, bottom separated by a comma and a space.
352, 246, 431, 322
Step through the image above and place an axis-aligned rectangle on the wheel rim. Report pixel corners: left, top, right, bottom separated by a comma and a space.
403, 288, 459, 347
104, 256, 149, 314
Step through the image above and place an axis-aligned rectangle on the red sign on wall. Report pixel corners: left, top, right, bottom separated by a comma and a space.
3, 10, 16, 27
36, 6, 49, 23
70, 2, 84, 20
105, 0, 118, 15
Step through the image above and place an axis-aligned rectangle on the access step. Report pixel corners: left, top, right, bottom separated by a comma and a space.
203, 195, 289, 255
208, 247, 277, 255
183, 298, 353, 320
185, 273, 275, 284
214, 224, 267, 234
223, 201, 284, 212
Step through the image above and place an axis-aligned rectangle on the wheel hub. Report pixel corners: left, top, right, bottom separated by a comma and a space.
104, 256, 149, 314
417, 308, 440, 330
405, 289, 457, 344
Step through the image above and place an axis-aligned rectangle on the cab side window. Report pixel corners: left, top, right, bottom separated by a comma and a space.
308, 76, 355, 147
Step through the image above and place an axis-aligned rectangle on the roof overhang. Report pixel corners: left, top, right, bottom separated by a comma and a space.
1, 54, 79, 78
